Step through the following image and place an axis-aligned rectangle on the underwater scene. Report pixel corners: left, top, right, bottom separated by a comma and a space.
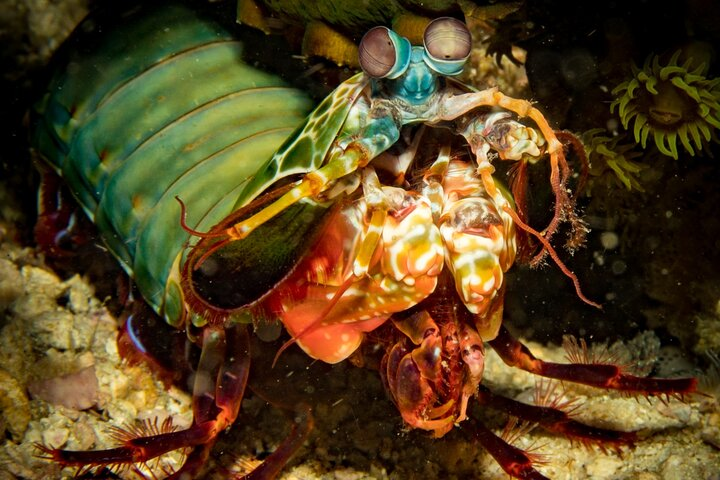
1, 0, 719, 479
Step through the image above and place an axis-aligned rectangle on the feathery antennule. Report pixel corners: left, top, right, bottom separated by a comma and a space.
502, 206, 601, 309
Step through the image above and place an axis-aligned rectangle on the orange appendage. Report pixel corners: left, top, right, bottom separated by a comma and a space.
502, 205, 602, 309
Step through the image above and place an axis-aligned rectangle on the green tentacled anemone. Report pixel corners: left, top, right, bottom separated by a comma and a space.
610, 51, 720, 159
583, 129, 647, 192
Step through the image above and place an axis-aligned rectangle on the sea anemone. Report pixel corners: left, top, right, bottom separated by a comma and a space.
582, 129, 647, 191
610, 50, 720, 159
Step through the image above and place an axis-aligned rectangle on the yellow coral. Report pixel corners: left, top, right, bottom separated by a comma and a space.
583, 129, 647, 191
610, 50, 720, 159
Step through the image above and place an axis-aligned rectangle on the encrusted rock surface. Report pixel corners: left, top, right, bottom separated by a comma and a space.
1, 221, 719, 479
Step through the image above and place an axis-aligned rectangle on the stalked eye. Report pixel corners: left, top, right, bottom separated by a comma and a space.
359, 26, 411, 79
359, 27, 395, 77
422, 17, 471, 76
424, 17, 471, 61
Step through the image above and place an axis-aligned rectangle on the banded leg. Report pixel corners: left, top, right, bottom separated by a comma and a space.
476, 385, 635, 449
488, 326, 697, 396
465, 418, 549, 480
38, 324, 251, 478
466, 384, 637, 480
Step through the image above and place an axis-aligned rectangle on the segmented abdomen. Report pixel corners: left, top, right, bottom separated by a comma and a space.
31, 3, 314, 319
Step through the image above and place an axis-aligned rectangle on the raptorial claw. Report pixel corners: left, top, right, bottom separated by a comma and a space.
382, 313, 456, 436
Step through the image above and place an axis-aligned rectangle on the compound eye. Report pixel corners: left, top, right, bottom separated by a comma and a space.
359, 26, 411, 79
359, 26, 397, 78
423, 17, 471, 71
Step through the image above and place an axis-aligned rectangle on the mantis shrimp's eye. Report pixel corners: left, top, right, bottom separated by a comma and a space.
423, 17, 471, 75
359, 27, 395, 77
359, 26, 411, 79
